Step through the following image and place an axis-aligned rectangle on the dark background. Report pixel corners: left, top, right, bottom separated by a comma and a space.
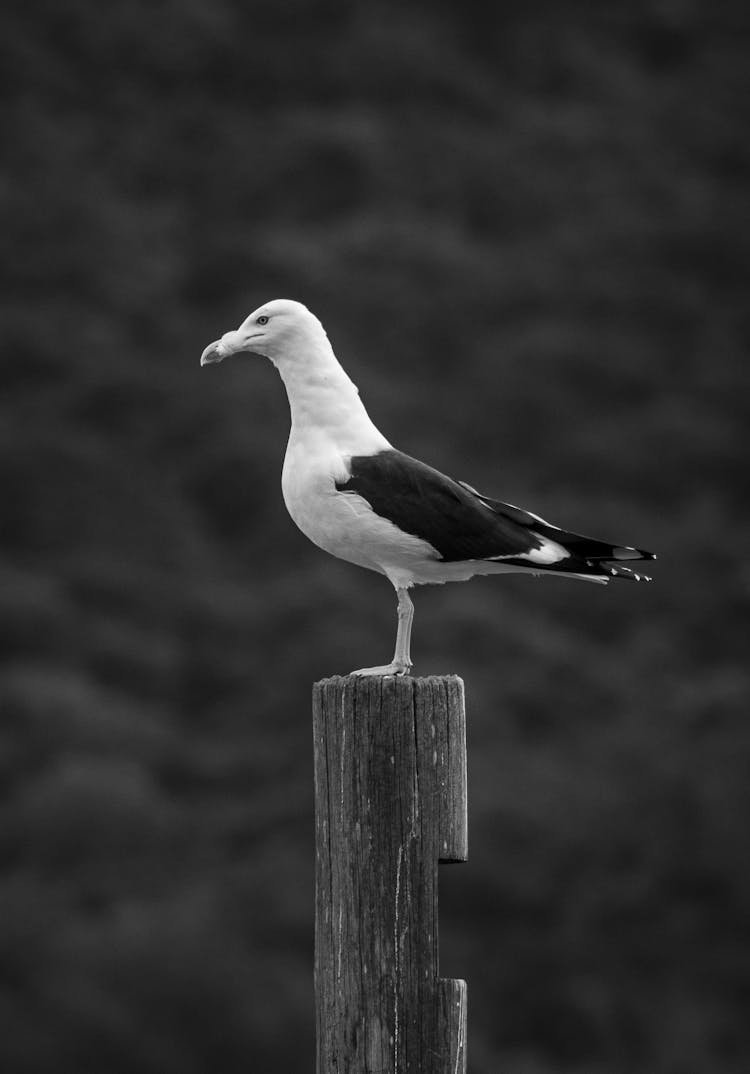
1, 1, 748, 1071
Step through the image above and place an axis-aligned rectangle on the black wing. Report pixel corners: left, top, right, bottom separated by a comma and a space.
337, 450, 656, 578
337, 450, 546, 561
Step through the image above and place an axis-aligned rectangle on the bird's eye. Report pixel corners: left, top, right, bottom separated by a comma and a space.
257, 315, 269, 325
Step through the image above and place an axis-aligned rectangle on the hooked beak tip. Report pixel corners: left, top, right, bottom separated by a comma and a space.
200, 341, 224, 367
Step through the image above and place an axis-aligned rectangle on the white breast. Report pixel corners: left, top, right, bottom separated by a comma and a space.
273, 336, 436, 583
281, 437, 436, 581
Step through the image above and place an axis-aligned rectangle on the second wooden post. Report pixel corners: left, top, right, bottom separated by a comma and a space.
313, 675, 468, 1074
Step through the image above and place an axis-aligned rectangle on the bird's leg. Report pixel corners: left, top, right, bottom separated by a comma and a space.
350, 587, 414, 677
393, 586, 414, 670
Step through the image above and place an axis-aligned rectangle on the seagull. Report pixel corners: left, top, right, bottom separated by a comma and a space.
201, 299, 655, 676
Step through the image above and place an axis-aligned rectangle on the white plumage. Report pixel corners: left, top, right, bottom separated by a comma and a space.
201, 299, 654, 675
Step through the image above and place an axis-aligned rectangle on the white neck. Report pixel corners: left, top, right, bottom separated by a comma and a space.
270, 334, 391, 455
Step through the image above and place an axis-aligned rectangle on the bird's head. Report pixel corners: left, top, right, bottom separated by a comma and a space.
200, 298, 328, 368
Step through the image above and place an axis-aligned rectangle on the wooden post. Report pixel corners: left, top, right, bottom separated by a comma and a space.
313, 675, 468, 1074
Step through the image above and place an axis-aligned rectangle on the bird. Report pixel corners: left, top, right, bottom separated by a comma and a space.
201, 298, 655, 676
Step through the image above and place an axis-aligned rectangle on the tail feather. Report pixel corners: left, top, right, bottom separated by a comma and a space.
603, 562, 653, 581
537, 556, 653, 582
497, 554, 653, 582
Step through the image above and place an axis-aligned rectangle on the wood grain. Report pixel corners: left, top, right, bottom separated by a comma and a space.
313, 675, 467, 1073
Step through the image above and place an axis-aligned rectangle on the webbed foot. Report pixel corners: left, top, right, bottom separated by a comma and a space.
349, 661, 412, 677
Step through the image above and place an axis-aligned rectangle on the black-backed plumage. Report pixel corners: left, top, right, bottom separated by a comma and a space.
337, 450, 655, 581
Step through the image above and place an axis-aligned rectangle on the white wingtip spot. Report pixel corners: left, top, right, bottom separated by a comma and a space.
520, 537, 571, 566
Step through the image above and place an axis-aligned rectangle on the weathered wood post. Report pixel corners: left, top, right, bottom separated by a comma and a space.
313, 675, 468, 1073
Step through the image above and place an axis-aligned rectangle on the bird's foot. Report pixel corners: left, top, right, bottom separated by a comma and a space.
349, 660, 412, 677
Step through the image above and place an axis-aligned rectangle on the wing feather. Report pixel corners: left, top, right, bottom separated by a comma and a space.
337, 450, 655, 580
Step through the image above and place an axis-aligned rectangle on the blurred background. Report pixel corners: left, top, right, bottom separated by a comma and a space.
1, 1, 748, 1071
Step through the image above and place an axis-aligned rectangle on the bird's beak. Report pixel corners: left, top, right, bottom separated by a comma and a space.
200, 329, 248, 367
200, 340, 224, 366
